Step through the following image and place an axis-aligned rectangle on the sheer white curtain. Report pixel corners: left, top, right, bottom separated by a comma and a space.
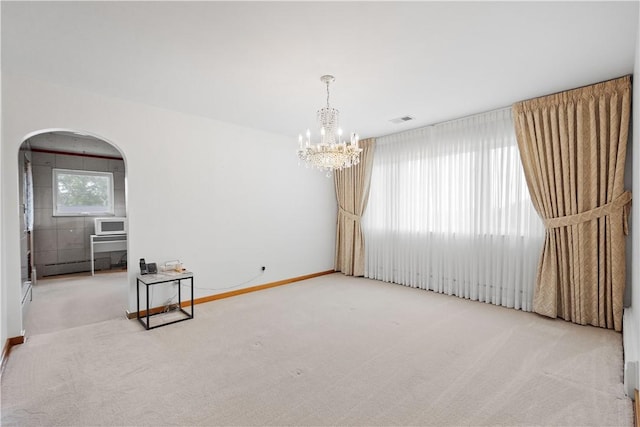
363, 108, 544, 311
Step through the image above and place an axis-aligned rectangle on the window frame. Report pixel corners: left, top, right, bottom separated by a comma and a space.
52, 168, 115, 217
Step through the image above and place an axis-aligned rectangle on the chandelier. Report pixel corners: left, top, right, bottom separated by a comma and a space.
298, 75, 362, 177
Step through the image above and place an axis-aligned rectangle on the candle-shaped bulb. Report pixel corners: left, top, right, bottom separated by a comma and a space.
320, 127, 325, 136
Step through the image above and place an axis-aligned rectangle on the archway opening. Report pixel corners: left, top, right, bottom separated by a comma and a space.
17, 129, 128, 335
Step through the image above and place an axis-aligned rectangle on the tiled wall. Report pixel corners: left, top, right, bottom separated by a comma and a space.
31, 151, 126, 277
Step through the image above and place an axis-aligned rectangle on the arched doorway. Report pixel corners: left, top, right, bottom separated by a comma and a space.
17, 129, 128, 335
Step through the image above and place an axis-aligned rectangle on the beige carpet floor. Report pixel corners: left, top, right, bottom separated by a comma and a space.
24, 271, 129, 335
1, 273, 633, 426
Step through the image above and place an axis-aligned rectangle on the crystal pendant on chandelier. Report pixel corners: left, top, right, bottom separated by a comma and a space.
297, 75, 362, 177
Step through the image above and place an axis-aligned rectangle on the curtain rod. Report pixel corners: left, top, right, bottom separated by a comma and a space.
377, 105, 512, 140
521, 74, 632, 103
425, 105, 512, 127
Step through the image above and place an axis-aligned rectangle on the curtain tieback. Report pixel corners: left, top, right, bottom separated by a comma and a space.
339, 207, 361, 222
543, 191, 632, 234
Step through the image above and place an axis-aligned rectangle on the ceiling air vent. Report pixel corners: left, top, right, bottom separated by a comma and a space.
390, 115, 414, 124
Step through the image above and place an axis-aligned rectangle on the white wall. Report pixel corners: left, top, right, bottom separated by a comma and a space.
0, 2, 5, 345
624, 5, 640, 397
1, 73, 337, 342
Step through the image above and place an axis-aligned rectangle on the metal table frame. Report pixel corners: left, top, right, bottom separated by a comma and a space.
136, 272, 194, 330
90, 234, 127, 276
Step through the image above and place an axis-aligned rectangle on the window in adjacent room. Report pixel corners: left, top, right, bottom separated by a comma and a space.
52, 168, 114, 216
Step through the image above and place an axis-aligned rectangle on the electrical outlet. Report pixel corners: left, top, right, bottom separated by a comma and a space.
261, 266, 266, 271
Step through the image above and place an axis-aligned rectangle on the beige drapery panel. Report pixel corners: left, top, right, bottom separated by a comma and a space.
334, 138, 376, 276
512, 75, 632, 331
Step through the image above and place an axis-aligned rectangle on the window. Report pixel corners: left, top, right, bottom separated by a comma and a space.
362, 108, 544, 311
364, 110, 540, 238
53, 168, 114, 216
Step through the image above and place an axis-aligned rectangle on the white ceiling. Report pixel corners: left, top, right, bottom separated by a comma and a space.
2, 1, 638, 140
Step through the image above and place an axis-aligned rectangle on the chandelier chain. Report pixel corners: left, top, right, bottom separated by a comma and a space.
326, 80, 331, 108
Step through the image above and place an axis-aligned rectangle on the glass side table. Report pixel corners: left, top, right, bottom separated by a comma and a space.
136, 271, 194, 330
